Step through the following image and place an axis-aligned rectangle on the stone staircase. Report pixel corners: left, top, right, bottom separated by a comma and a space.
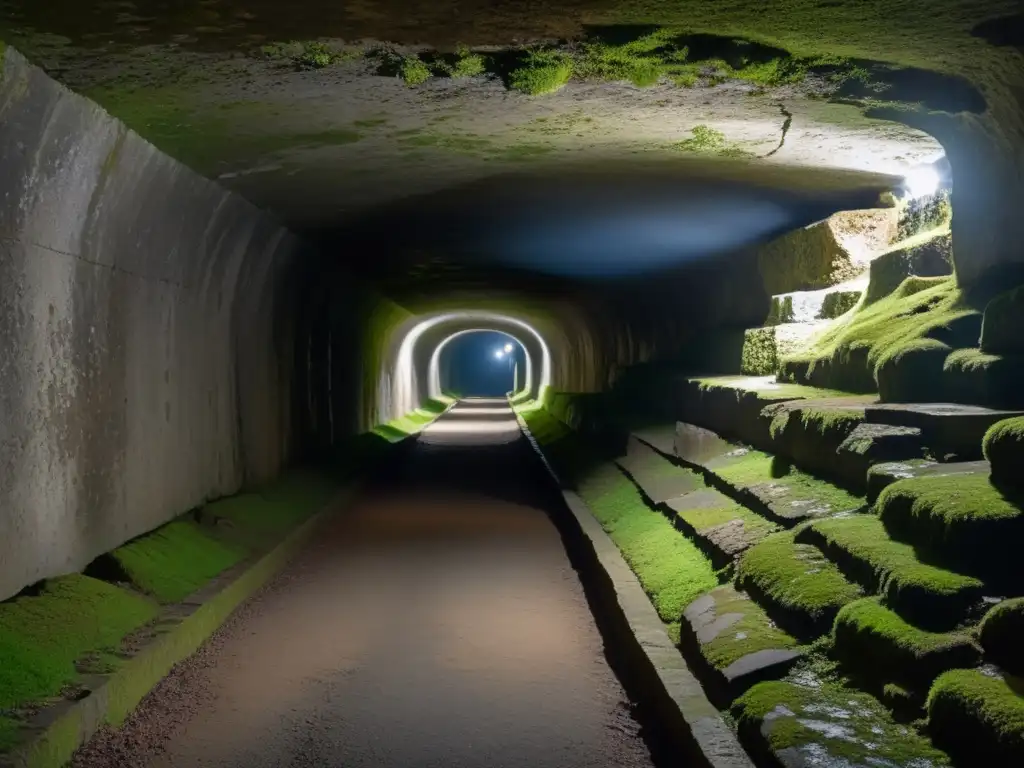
605, 378, 1024, 767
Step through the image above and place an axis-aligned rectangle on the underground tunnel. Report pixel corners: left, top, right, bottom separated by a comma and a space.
1, 2, 1024, 767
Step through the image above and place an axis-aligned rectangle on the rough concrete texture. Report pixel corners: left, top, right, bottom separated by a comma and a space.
0, 49, 299, 601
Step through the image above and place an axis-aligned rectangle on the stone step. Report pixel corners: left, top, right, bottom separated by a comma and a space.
664, 488, 779, 566
876, 472, 1024, 590
733, 670, 952, 768
864, 402, 1024, 461
679, 584, 802, 708
832, 597, 981, 694
661, 423, 866, 528
796, 515, 986, 631
766, 400, 925, 492
978, 597, 1024, 677
866, 458, 989, 503
928, 668, 1024, 766
614, 435, 704, 504
735, 531, 863, 640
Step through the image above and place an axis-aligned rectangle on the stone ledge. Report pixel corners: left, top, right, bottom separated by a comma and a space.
1, 488, 355, 768
515, 408, 756, 768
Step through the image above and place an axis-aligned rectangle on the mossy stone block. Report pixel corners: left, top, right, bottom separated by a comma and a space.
927, 669, 1024, 766
876, 473, 1024, 588
680, 584, 801, 704
741, 326, 779, 376
819, 290, 861, 319
979, 598, 1024, 677
875, 339, 951, 403
736, 530, 863, 638
832, 597, 981, 690
981, 284, 1024, 355
984, 416, 1024, 487
734, 675, 951, 767
944, 349, 1024, 410
865, 234, 952, 305
798, 515, 985, 630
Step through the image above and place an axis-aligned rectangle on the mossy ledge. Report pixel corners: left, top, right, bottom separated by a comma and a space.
796, 515, 985, 630
832, 597, 981, 691
736, 530, 862, 638
979, 598, 1024, 677
876, 473, 1024, 589
927, 669, 1024, 766
984, 416, 1024, 488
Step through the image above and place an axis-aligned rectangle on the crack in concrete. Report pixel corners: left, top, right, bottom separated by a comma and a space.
763, 103, 793, 158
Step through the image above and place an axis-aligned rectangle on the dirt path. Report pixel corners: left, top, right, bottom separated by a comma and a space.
72, 399, 663, 768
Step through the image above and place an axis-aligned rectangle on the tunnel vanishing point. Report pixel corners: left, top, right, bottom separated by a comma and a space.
2, 2, 1024, 767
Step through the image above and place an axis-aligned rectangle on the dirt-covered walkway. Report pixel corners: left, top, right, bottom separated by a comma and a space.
71, 399, 663, 768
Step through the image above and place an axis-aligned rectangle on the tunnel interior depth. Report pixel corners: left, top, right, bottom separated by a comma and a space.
2, 4, 1024, 767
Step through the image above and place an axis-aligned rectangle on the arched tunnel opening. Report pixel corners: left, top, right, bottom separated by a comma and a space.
2, 4, 1024, 767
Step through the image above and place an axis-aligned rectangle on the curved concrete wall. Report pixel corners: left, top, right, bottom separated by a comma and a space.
0, 49, 299, 601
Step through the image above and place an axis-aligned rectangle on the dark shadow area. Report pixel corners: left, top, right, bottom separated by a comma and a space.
833, 62, 986, 114
972, 13, 1024, 49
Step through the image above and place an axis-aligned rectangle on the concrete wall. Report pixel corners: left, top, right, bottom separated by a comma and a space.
0, 49, 299, 601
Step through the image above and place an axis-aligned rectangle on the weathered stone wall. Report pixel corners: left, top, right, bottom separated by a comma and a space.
0, 49, 300, 601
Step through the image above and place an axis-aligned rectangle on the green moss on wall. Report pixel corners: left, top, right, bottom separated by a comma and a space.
818, 290, 861, 319
864, 230, 952, 305
508, 50, 573, 94
111, 521, 247, 604
757, 221, 851, 296
0, 576, 157, 749
779, 276, 978, 399
740, 327, 779, 376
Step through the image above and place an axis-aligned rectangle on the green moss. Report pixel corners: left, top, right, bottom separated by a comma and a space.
927, 669, 1024, 765
673, 125, 754, 158
573, 27, 685, 87
979, 598, 1024, 677
694, 376, 857, 401
508, 50, 573, 94
0, 575, 157, 741
864, 230, 953, 305
984, 417, 1024, 487
447, 46, 487, 78
371, 397, 453, 442
897, 190, 952, 241
112, 520, 247, 604
578, 464, 717, 623
781, 275, 974, 396
769, 406, 863, 444
399, 56, 432, 85
733, 673, 950, 765
877, 473, 1024, 586
765, 295, 795, 326
715, 449, 864, 514
698, 586, 800, 670
737, 531, 863, 637
833, 597, 980, 688
757, 221, 848, 296
798, 515, 984, 629
819, 291, 861, 319
741, 327, 779, 376
672, 496, 778, 544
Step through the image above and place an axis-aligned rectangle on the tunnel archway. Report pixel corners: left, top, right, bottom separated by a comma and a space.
383, 311, 552, 421
430, 330, 529, 400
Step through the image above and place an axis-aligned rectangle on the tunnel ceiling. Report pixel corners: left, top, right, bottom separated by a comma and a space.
1, 0, 1017, 292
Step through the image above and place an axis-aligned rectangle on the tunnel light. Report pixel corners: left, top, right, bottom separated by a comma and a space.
903, 166, 941, 199
494, 349, 505, 359
504, 343, 514, 353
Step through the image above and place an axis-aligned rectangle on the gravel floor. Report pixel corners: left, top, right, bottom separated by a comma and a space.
71, 400, 664, 768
